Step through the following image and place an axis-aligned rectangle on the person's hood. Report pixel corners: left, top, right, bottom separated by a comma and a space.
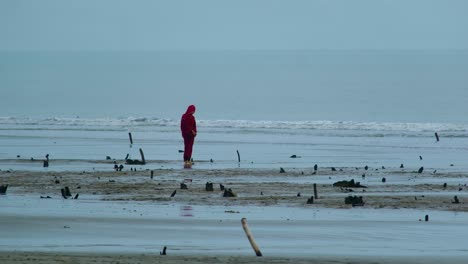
185, 105, 196, 115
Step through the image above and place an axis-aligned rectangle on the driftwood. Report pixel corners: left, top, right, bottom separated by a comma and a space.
0, 184, 8, 194
205, 182, 214, 191
128, 132, 133, 145
333, 179, 367, 188
435, 132, 439, 142
313, 183, 318, 199
160, 246, 167, 255
418, 167, 424, 173
125, 148, 146, 165
237, 150, 240, 163
180, 183, 188, 189
241, 218, 262, 257
223, 188, 237, 197
345, 196, 364, 206
170, 190, 177, 197
306, 196, 314, 204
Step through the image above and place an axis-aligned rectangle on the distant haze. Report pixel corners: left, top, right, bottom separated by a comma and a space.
1, 1, 467, 123
1, 0, 467, 51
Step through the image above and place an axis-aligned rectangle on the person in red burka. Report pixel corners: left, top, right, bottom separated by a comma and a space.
180, 105, 197, 166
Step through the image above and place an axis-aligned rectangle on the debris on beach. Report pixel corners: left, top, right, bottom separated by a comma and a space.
306, 196, 314, 204
220, 184, 225, 191
345, 196, 364, 206
419, 155, 423, 160
224, 210, 240, 213
418, 167, 424, 173
0, 184, 8, 194
60, 186, 79, 199
290, 154, 300, 158
279, 167, 286, 173
314, 164, 318, 171
180, 183, 188, 189
40, 196, 51, 199
125, 148, 146, 165
435, 132, 440, 142
400, 164, 404, 169
170, 190, 177, 197
364, 165, 368, 170
205, 182, 214, 191
43, 154, 49, 167
223, 188, 237, 197
241, 218, 263, 257
160, 246, 167, 255
382, 177, 386, 183
452, 196, 460, 204
331, 167, 337, 171
333, 179, 367, 188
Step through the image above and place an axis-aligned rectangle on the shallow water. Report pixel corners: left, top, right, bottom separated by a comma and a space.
1, 194, 467, 258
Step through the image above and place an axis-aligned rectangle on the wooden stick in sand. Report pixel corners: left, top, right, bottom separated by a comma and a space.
241, 218, 262, 256
237, 150, 241, 163
128, 132, 133, 145
313, 183, 318, 199
139, 148, 146, 164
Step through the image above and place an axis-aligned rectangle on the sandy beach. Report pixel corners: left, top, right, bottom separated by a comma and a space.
1, 165, 468, 263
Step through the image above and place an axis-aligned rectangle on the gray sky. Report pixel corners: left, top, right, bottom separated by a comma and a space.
1, 0, 467, 51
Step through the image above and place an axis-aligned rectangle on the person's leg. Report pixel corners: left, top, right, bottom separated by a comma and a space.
183, 136, 194, 161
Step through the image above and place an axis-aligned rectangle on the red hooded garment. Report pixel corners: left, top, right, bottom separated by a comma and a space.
180, 105, 197, 138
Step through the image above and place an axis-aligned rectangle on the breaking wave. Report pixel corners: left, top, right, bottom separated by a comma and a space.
0, 116, 467, 137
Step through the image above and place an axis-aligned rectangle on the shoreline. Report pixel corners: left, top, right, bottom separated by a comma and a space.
1, 252, 467, 264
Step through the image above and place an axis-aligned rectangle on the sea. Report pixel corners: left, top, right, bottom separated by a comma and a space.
1, 50, 467, 171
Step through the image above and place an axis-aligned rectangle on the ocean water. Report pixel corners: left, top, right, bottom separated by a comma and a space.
0, 50, 467, 171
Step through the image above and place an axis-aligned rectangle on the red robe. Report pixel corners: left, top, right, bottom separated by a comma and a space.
180, 105, 197, 161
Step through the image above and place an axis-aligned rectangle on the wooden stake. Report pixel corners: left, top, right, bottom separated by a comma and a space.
128, 132, 133, 145
237, 150, 240, 163
313, 183, 318, 199
241, 218, 262, 257
139, 148, 146, 164
435, 132, 439, 142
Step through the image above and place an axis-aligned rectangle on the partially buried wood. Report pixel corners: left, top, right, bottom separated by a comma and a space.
60, 188, 67, 199
170, 190, 176, 197
180, 183, 188, 189
64, 186, 72, 197
333, 179, 367, 188
435, 132, 439, 142
128, 132, 133, 145
345, 196, 364, 206
160, 246, 167, 255
241, 218, 262, 257
223, 188, 237, 197
205, 182, 214, 191
452, 196, 460, 204
139, 148, 146, 164
313, 183, 318, 199
418, 167, 424, 173
307, 196, 314, 204
237, 150, 240, 163
0, 184, 8, 194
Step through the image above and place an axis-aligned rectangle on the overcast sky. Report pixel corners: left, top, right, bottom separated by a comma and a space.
1, 0, 467, 51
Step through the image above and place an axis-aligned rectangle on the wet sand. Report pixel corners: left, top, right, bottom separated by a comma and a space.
1, 166, 468, 263
1, 167, 467, 211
